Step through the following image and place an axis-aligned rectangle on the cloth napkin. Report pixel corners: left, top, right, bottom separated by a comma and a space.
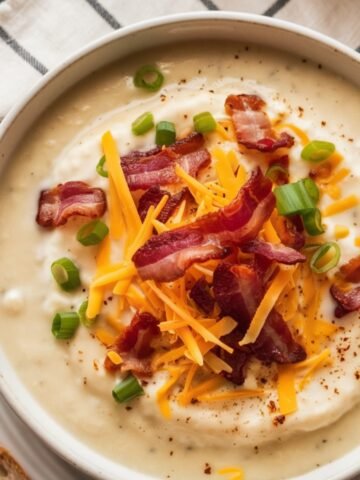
0, 0, 360, 479
0, 0, 359, 119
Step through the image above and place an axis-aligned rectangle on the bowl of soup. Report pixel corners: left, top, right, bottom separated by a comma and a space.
0, 12, 359, 480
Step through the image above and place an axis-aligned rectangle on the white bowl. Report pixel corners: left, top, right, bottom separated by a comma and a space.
0, 12, 359, 480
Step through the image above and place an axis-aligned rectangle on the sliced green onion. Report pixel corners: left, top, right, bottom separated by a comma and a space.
51, 257, 81, 292
265, 164, 288, 182
131, 112, 154, 136
274, 178, 316, 216
96, 155, 108, 178
77, 220, 109, 246
133, 65, 164, 92
302, 177, 319, 203
78, 300, 97, 327
309, 242, 341, 274
52, 312, 80, 339
302, 208, 325, 236
301, 140, 335, 163
112, 374, 144, 403
155, 121, 176, 146
193, 111, 217, 133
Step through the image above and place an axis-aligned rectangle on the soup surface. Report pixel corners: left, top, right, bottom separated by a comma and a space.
0, 41, 360, 480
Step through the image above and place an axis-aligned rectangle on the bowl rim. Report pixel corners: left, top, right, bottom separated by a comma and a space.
0, 11, 360, 480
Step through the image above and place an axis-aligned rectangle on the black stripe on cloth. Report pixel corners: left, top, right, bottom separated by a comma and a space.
84, 0, 121, 29
356, 45, 360, 53
198, 0, 219, 10
0, 26, 48, 75
263, 0, 291, 17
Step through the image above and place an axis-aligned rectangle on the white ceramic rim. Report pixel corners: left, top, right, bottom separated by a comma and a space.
0, 11, 360, 480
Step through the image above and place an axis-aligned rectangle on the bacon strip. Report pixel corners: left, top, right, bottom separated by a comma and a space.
339, 255, 360, 283
189, 277, 214, 315
104, 312, 160, 376
330, 284, 360, 318
214, 262, 306, 384
242, 239, 306, 265
133, 168, 275, 282
137, 186, 190, 223
225, 94, 294, 152
36, 181, 106, 228
121, 133, 210, 190
272, 214, 305, 250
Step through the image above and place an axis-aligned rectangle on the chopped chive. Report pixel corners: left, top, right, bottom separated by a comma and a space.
301, 140, 335, 163
302, 208, 325, 236
52, 312, 79, 339
112, 374, 144, 403
77, 220, 109, 246
78, 300, 96, 327
51, 257, 81, 292
96, 155, 108, 178
132, 112, 154, 136
302, 177, 320, 203
274, 178, 317, 216
155, 121, 176, 146
309, 242, 341, 274
133, 65, 164, 92
193, 111, 217, 133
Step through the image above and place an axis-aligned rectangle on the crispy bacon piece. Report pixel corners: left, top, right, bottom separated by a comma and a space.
36, 181, 106, 228
133, 168, 275, 282
105, 312, 160, 376
272, 214, 305, 250
225, 94, 294, 152
330, 284, 360, 318
137, 186, 190, 223
189, 277, 214, 315
121, 133, 210, 190
339, 255, 360, 283
213, 262, 306, 384
253, 310, 307, 364
242, 239, 306, 265
214, 263, 263, 333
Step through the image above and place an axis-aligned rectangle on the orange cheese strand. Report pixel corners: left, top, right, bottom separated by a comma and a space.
147, 282, 233, 354
86, 236, 111, 319
239, 268, 294, 346
108, 176, 124, 240
277, 365, 297, 415
178, 326, 204, 366
102, 131, 141, 237
95, 328, 116, 347
322, 195, 359, 217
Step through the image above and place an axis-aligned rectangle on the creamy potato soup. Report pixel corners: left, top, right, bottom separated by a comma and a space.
0, 42, 360, 480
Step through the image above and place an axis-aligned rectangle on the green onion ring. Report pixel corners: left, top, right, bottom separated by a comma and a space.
77, 219, 109, 246
112, 374, 145, 403
96, 155, 108, 178
133, 65, 164, 92
309, 242, 341, 274
51, 257, 81, 292
52, 312, 80, 340
193, 111, 217, 133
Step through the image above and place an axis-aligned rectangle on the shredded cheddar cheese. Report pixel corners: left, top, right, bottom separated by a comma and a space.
277, 365, 297, 415
239, 267, 295, 346
322, 195, 359, 217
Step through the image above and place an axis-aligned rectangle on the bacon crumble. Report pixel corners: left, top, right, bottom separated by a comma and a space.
36, 181, 107, 228
133, 168, 275, 282
121, 133, 210, 191
225, 94, 294, 152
